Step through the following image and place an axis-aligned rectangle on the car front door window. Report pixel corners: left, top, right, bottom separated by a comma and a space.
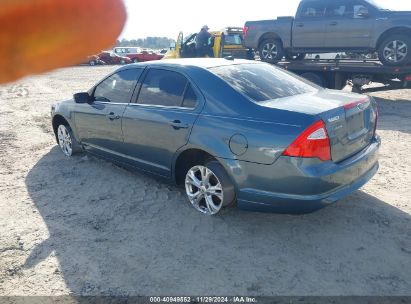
94, 69, 140, 104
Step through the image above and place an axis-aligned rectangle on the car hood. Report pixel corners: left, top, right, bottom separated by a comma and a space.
258, 89, 367, 115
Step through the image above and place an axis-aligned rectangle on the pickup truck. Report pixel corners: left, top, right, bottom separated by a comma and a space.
243, 0, 411, 66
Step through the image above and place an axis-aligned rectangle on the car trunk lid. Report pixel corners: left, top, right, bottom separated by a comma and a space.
259, 90, 378, 162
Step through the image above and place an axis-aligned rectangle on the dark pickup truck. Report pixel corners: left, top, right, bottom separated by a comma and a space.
243, 0, 411, 66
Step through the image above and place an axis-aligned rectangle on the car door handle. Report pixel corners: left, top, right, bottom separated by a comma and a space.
107, 112, 120, 120
169, 120, 189, 129
329, 21, 338, 26
296, 23, 304, 27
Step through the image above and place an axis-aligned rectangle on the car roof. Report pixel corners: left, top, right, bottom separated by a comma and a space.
118, 58, 261, 71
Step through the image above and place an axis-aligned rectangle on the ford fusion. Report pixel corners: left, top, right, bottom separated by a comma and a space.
51, 59, 380, 215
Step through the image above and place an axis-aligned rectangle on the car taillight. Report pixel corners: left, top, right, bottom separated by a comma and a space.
374, 105, 379, 135
243, 26, 249, 36
282, 120, 331, 161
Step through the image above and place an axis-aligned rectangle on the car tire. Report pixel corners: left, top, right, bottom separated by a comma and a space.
184, 160, 235, 215
89, 60, 96, 66
56, 124, 82, 157
378, 34, 411, 66
285, 52, 306, 61
258, 39, 284, 63
120, 59, 126, 65
133, 59, 139, 63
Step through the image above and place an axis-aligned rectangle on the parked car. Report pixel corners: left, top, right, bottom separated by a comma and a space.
97, 51, 132, 65
135, 50, 164, 62
113, 47, 142, 63
164, 27, 254, 60
82, 55, 106, 66
243, 0, 411, 66
51, 59, 380, 215
113, 47, 163, 63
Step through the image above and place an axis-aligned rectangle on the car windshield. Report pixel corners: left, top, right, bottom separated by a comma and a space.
210, 63, 319, 102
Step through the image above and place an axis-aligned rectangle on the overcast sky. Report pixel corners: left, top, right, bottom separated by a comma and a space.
120, 0, 411, 40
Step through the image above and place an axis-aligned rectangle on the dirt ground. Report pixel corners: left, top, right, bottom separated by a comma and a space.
0, 66, 410, 296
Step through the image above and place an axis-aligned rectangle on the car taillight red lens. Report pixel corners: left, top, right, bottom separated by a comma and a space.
282, 120, 331, 161
243, 26, 249, 36
374, 105, 379, 135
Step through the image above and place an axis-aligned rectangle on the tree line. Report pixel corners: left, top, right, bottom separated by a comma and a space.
116, 37, 175, 50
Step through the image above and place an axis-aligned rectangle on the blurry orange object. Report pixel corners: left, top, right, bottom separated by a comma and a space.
0, 0, 126, 83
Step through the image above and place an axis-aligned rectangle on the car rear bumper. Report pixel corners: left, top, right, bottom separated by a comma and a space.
224, 136, 381, 214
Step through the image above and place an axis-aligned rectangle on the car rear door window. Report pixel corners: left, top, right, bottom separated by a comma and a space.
328, 2, 349, 17
182, 84, 198, 109
94, 69, 142, 103
137, 69, 188, 107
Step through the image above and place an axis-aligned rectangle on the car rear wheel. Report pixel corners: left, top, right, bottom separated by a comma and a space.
184, 161, 235, 215
378, 34, 411, 66
57, 124, 81, 157
258, 39, 284, 63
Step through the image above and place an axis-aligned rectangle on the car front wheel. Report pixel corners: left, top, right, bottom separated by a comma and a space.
57, 124, 81, 157
184, 161, 235, 215
378, 34, 411, 66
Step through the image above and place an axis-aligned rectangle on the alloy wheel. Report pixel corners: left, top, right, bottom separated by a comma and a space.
185, 165, 224, 215
261, 43, 278, 60
57, 125, 73, 156
383, 40, 408, 63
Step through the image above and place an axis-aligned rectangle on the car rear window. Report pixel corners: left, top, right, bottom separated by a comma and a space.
210, 63, 319, 102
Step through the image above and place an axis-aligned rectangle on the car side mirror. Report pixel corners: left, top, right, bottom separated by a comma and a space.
356, 7, 369, 18
74, 92, 91, 104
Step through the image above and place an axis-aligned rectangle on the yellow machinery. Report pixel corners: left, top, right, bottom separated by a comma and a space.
163, 27, 254, 60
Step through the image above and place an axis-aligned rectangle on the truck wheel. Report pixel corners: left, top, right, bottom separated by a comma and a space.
300, 72, 325, 87
285, 53, 306, 61
378, 34, 411, 66
258, 39, 284, 63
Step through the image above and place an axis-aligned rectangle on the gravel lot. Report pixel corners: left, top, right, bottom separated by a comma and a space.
0, 66, 410, 296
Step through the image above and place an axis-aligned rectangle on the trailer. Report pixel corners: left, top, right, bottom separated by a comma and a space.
276, 59, 411, 93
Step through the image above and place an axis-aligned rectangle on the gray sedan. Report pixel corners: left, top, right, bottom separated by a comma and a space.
51, 59, 380, 215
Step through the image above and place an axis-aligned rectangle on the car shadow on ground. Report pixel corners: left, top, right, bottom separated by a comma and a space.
24, 147, 411, 296
372, 96, 411, 134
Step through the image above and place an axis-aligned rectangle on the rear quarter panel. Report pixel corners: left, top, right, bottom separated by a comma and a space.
189, 114, 310, 165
